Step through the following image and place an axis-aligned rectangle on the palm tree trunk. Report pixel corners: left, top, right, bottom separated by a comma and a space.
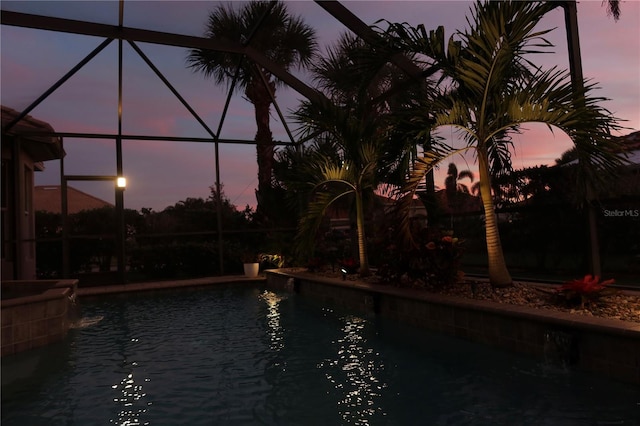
562, 0, 602, 276
355, 187, 370, 277
255, 99, 274, 194
478, 147, 512, 287
246, 81, 274, 219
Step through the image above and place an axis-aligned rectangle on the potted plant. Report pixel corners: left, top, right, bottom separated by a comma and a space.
258, 253, 285, 270
241, 253, 260, 278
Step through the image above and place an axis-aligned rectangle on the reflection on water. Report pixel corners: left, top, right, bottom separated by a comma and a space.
3, 286, 639, 426
108, 303, 152, 426
319, 315, 387, 425
70, 315, 104, 329
110, 371, 150, 426
259, 290, 286, 351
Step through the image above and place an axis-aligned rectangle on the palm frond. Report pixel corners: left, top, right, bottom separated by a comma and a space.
187, 1, 317, 91
394, 152, 443, 249
393, 147, 474, 247
295, 184, 354, 257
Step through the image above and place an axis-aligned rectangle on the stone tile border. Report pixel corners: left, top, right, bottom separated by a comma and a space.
265, 269, 640, 385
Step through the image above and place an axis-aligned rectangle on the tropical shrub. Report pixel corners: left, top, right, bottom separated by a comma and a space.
377, 227, 465, 289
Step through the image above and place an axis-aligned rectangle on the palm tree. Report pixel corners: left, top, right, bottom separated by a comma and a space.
186, 1, 317, 220
602, 0, 621, 21
444, 163, 476, 227
289, 134, 381, 277
385, 1, 624, 287
444, 163, 474, 196
286, 33, 426, 276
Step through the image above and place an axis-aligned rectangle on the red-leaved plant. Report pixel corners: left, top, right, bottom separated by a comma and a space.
557, 274, 616, 308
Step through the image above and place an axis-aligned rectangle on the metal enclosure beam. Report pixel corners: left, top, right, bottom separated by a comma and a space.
0, 10, 327, 104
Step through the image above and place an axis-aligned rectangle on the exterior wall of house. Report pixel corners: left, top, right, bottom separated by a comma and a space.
1, 138, 38, 280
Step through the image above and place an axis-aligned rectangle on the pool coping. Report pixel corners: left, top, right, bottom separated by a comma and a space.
76, 275, 266, 297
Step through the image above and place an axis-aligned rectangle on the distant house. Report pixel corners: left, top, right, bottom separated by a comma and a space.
1, 105, 64, 280
560, 130, 640, 168
559, 130, 640, 199
434, 189, 483, 215
602, 131, 640, 205
323, 193, 428, 231
617, 130, 640, 159
324, 190, 481, 232
34, 185, 113, 214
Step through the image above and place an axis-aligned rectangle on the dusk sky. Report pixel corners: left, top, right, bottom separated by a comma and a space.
2, 1, 639, 212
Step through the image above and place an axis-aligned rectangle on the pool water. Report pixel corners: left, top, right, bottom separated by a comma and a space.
2, 285, 639, 425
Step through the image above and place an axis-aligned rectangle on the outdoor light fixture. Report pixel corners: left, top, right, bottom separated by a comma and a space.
341, 267, 347, 281
116, 177, 127, 189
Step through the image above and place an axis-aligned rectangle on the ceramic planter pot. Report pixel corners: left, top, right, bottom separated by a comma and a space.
243, 262, 260, 278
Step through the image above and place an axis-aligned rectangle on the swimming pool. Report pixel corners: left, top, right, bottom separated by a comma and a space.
2, 284, 639, 425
